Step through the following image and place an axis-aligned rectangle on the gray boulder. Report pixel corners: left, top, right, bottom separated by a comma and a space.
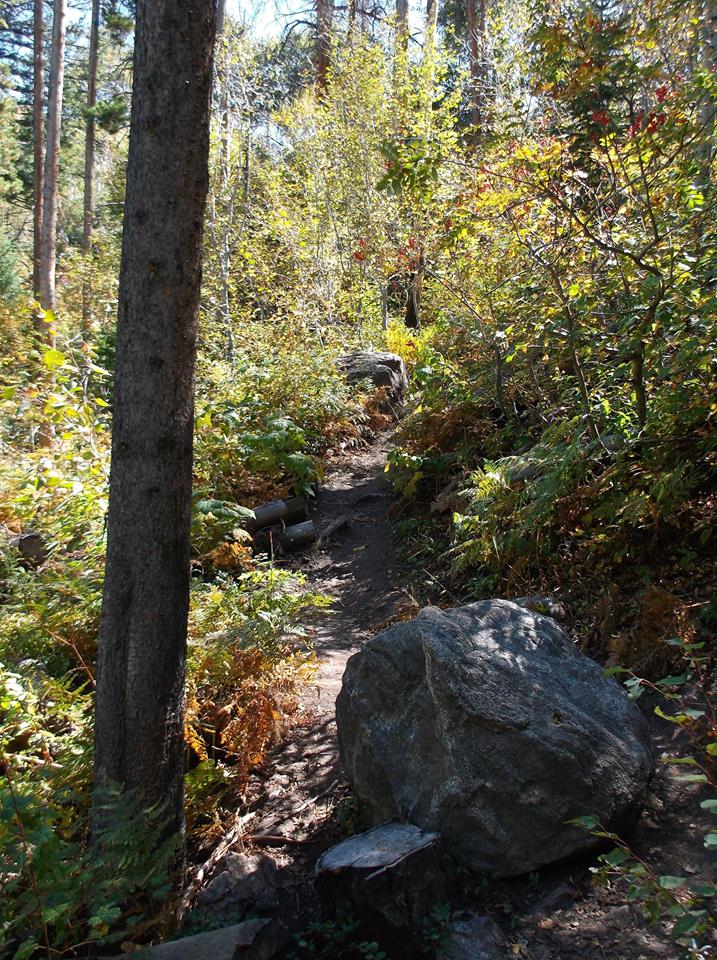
336, 351, 409, 404
336, 600, 654, 878
197, 853, 279, 922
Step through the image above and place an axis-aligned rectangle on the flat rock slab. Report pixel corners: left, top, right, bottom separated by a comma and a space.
136, 918, 290, 960
316, 823, 452, 959
337, 599, 655, 877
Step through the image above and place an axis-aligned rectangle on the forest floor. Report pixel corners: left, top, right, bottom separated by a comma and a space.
194, 432, 716, 959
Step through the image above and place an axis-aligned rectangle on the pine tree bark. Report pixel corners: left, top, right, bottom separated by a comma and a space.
38, 0, 66, 330
315, 0, 333, 91
83, 0, 101, 251
32, 0, 44, 303
92, 0, 217, 850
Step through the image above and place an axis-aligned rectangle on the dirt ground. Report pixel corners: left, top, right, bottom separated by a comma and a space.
192, 434, 716, 959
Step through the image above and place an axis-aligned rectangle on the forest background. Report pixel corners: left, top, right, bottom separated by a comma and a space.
0, 0, 716, 955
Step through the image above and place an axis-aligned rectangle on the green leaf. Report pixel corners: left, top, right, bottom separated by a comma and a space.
603, 847, 630, 866
671, 913, 702, 939
700, 799, 717, 813
567, 814, 600, 830
690, 884, 716, 898
676, 774, 708, 783
658, 875, 686, 889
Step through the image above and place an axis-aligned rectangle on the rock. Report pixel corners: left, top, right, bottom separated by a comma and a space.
137, 918, 290, 960
197, 853, 279, 923
336, 599, 654, 878
315, 822, 452, 959
512, 594, 567, 622
441, 914, 506, 960
336, 351, 409, 404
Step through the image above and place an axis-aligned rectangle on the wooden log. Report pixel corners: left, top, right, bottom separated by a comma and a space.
0, 527, 49, 566
318, 514, 350, 546
247, 500, 288, 531
278, 520, 316, 552
284, 495, 309, 525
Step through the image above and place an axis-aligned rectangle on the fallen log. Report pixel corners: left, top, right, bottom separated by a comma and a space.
284, 495, 309, 524
279, 520, 316, 552
318, 515, 350, 546
246, 500, 288, 531
246, 496, 308, 532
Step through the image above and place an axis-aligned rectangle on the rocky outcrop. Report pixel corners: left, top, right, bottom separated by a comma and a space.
336, 351, 408, 404
336, 599, 654, 877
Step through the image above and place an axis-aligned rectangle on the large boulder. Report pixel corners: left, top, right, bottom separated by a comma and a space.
336, 351, 409, 404
336, 600, 654, 878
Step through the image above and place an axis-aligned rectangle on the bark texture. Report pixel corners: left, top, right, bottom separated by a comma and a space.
39, 0, 66, 323
82, 0, 101, 251
32, 0, 44, 301
93, 0, 217, 845
315, 0, 333, 91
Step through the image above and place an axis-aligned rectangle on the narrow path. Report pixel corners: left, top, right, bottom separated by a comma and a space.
228, 433, 411, 907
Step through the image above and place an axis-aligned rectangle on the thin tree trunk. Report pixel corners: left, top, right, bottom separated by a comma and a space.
92, 0, 217, 854
81, 0, 101, 336
699, 0, 717, 179
32, 0, 44, 303
404, 0, 438, 329
396, 0, 409, 52
83, 0, 100, 251
405, 250, 425, 329
39, 0, 66, 330
315, 0, 333, 91
466, 0, 486, 136
214, 0, 233, 358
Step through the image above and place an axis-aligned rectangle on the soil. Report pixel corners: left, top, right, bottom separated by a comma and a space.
191, 433, 716, 960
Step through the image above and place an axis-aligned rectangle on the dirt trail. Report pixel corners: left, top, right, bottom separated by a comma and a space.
230, 433, 410, 892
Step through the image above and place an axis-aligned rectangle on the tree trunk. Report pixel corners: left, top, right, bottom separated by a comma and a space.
38, 0, 66, 330
699, 0, 717, 178
315, 0, 333, 91
466, 0, 486, 136
92, 0, 217, 854
83, 0, 100, 251
214, 0, 234, 359
396, 0, 409, 50
405, 251, 425, 329
425, 0, 439, 61
393, 0, 409, 127
32, 0, 44, 303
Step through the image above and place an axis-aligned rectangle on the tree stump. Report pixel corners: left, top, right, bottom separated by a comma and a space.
315, 823, 453, 959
